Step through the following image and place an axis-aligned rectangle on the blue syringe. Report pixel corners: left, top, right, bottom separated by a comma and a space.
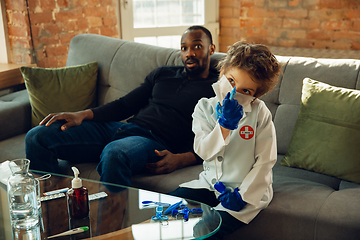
164, 200, 182, 215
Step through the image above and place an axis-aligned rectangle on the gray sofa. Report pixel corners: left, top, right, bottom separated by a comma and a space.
1, 34, 359, 240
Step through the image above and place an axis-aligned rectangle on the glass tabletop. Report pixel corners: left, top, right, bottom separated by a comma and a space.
0, 171, 221, 240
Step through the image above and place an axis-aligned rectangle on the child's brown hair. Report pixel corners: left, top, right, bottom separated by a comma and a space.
217, 40, 281, 98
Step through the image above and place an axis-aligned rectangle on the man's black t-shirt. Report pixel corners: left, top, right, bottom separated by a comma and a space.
91, 66, 218, 153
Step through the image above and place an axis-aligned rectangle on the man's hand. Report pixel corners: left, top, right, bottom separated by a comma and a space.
145, 150, 197, 174
39, 109, 94, 131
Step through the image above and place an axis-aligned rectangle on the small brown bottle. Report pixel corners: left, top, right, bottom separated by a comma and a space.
67, 167, 89, 219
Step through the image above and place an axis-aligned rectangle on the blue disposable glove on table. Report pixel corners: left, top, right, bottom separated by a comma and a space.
214, 181, 247, 211
216, 88, 244, 130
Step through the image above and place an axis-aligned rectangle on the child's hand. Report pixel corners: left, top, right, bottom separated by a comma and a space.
217, 187, 247, 211
214, 181, 247, 211
214, 181, 226, 193
217, 88, 244, 130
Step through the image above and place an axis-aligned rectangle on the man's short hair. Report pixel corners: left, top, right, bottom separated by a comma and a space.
186, 25, 213, 45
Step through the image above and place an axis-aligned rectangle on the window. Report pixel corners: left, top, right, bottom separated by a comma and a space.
0, 0, 10, 63
120, 0, 219, 49
133, 0, 204, 28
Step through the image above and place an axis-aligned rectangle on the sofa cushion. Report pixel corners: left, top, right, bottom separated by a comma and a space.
20, 62, 98, 126
273, 57, 360, 155
66, 34, 225, 107
131, 164, 203, 193
0, 133, 26, 161
227, 175, 335, 240
0, 90, 31, 141
274, 155, 341, 190
315, 188, 360, 240
281, 78, 360, 183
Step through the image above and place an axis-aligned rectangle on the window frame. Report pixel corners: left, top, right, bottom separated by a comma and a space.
0, 0, 10, 63
119, 0, 219, 48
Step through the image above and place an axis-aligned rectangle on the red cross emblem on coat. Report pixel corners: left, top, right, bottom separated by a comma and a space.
239, 125, 254, 140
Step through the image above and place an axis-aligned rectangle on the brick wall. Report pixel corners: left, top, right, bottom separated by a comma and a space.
5, 0, 118, 68
5, 0, 359, 66
219, 0, 360, 53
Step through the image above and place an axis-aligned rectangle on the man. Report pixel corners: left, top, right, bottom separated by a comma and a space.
25, 25, 217, 187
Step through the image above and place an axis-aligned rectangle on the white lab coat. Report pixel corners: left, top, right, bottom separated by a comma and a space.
180, 95, 277, 224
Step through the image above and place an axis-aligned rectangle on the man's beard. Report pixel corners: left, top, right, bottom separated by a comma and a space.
184, 51, 210, 78
185, 63, 207, 78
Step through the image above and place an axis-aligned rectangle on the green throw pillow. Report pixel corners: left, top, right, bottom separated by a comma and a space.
21, 62, 98, 126
281, 78, 360, 183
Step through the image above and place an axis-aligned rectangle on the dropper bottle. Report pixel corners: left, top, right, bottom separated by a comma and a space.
67, 167, 89, 219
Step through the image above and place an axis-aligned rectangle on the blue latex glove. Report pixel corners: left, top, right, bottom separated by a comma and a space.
214, 181, 247, 211
214, 181, 226, 193
216, 88, 244, 130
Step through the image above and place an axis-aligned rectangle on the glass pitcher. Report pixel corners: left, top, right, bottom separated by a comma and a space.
7, 159, 39, 229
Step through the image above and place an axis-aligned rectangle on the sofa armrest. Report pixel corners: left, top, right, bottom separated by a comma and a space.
0, 90, 31, 141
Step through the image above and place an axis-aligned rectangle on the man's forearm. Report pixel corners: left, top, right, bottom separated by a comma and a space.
178, 152, 201, 168
82, 109, 94, 120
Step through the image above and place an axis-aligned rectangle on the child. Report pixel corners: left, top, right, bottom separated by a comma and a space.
170, 41, 281, 239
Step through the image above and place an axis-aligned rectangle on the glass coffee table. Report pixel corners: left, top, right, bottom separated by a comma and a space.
0, 171, 221, 240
